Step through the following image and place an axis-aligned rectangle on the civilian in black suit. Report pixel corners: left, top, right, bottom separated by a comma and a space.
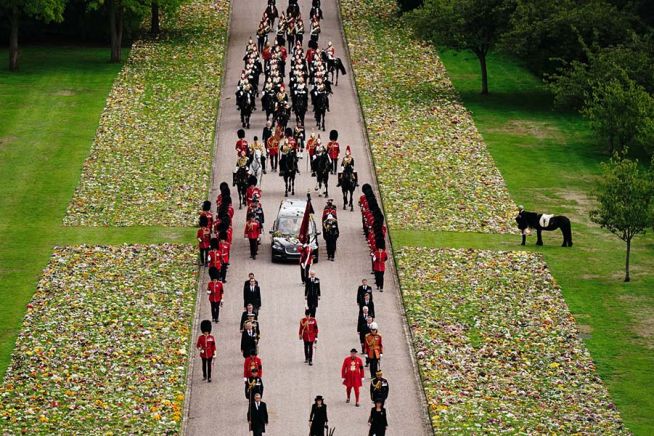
241, 322, 259, 358
240, 304, 259, 332
243, 277, 262, 312
357, 278, 374, 306
358, 293, 375, 318
305, 271, 321, 317
247, 393, 269, 436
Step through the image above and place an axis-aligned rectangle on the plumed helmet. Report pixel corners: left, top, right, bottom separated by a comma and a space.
329, 130, 338, 141
370, 322, 378, 330
346, 145, 351, 154
200, 320, 212, 333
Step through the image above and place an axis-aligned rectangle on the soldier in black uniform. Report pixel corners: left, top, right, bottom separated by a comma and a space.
304, 270, 321, 317
370, 370, 389, 405
245, 367, 264, 402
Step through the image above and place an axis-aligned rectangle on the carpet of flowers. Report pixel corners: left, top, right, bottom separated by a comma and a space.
0, 245, 196, 434
397, 247, 627, 433
64, 0, 228, 226
340, 0, 516, 233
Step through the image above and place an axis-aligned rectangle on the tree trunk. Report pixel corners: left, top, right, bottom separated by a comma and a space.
109, 0, 122, 63
477, 50, 489, 95
624, 238, 631, 282
151, 2, 160, 36
8, 5, 19, 71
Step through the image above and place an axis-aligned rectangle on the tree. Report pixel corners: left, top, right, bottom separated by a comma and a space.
582, 78, 654, 155
1, 0, 67, 71
150, 0, 185, 36
408, 0, 516, 94
397, 0, 424, 12
590, 155, 654, 282
87, 0, 148, 62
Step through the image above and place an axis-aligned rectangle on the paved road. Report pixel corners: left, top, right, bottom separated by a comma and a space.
184, 0, 430, 434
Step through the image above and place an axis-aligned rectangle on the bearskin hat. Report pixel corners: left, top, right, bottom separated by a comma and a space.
199, 215, 209, 227
219, 181, 229, 192
248, 175, 258, 187
200, 320, 212, 333
237, 129, 246, 139
210, 238, 219, 249
209, 266, 221, 281
329, 129, 338, 141
375, 237, 386, 250
285, 127, 293, 137
309, 40, 318, 50
361, 183, 372, 195
202, 200, 212, 211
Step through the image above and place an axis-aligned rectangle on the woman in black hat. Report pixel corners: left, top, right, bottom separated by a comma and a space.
368, 399, 388, 436
309, 395, 328, 436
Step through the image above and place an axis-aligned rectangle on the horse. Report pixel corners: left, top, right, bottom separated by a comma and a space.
232, 165, 250, 209
292, 91, 308, 126
279, 150, 298, 196
261, 90, 275, 121
321, 52, 347, 86
273, 102, 291, 129
249, 149, 264, 186
265, 3, 278, 27
339, 165, 357, 211
236, 89, 255, 128
313, 152, 330, 197
313, 92, 328, 131
515, 210, 573, 247
286, 2, 300, 18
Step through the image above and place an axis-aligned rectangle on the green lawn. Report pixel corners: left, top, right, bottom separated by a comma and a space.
394, 51, 654, 434
0, 46, 191, 379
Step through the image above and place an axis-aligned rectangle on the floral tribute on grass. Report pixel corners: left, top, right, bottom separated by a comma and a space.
65, 0, 229, 226
0, 245, 196, 434
340, 0, 516, 233
396, 247, 627, 433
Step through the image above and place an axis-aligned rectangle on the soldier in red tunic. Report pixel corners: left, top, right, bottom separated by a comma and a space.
196, 320, 216, 382
245, 214, 262, 259
372, 244, 388, 292
364, 323, 383, 378
200, 200, 214, 230
244, 350, 263, 379
197, 215, 211, 267
299, 309, 319, 365
207, 271, 224, 323
207, 238, 222, 271
218, 232, 230, 283
236, 128, 249, 157
327, 130, 340, 175
341, 348, 365, 406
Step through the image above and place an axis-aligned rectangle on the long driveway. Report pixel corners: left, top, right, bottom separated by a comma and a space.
185, 0, 430, 434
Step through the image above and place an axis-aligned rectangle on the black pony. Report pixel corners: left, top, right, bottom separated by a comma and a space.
515, 209, 573, 247
273, 101, 291, 129
236, 89, 255, 128
279, 150, 298, 196
292, 91, 308, 126
314, 153, 330, 197
339, 164, 357, 211
233, 166, 250, 209
313, 92, 328, 131
261, 89, 275, 121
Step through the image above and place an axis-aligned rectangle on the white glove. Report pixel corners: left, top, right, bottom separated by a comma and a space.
380, 354, 383, 358
243, 377, 247, 382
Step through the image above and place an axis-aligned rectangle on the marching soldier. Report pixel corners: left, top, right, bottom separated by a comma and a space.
299, 242, 313, 284
364, 323, 383, 378
322, 198, 337, 221
245, 213, 262, 259
370, 370, 389, 405
305, 270, 321, 317
372, 244, 388, 292
322, 213, 339, 261
244, 350, 263, 379
207, 270, 224, 323
200, 200, 214, 230
341, 145, 354, 169
245, 367, 264, 402
197, 215, 211, 267
327, 130, 340, 175
299, 309, 319, 365
196, 320, 216, 382
341, 348, 365, 407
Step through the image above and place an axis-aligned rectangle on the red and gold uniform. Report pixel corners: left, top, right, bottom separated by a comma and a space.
207, 279, 224, 322
236, 138, 249, 156
365, 331, 383, 378
341, 354, 364, 404
244, 355, 263, 378
246, 185, 262, 206
245, 219, 261, 259
299, 315, 319, 364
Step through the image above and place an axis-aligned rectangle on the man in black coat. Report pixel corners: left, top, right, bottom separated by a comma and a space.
304, 270, 321, 317
243, 276, 262, 312
370, 369, 389, 405
356, 278, 373, 306
358, 292, 375, 318
241, 321, 259, 358
247, 393, 269, 436
240, 303, 259, 332
245, 367, 264, 402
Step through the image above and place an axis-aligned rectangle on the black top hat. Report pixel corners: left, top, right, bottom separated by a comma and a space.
350, 348, 358, 353
200, 320, 212, 333
314, 395, 324, 402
